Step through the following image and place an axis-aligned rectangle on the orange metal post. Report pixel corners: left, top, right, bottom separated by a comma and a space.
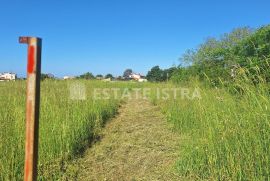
19, 37, 42, 181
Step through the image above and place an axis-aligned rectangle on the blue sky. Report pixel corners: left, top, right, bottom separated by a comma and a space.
0, 0, 269, 77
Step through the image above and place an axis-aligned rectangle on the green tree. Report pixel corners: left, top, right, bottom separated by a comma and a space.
79, 72, 95, 79
147, 66, 165, 82
173, 27, 254, 85
163, 67, 177, 81
96, 74, 103, 79
105, 74, 114, 79
123, 69, 133, 79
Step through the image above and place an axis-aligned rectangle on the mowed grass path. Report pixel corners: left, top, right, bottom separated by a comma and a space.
76, 98, 183, 180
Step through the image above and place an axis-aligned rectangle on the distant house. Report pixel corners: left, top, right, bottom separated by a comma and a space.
0, 72, 16, 81
129, 73, 141, 80
63, 76, 75, 80
129, 73, 147, 82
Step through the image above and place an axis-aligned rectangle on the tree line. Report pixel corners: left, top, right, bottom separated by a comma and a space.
165, 24, 270, 86
146, 25, 270, 85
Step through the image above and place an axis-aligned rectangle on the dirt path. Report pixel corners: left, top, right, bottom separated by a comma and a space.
77, 98, 182, 180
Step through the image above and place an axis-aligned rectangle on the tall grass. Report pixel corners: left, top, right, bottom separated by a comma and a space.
0, 80, 132, 180
153, 75, 270, 180
1, 77, 269, 180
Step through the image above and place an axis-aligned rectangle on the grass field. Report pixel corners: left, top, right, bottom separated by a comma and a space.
0, 80, 138, 180
150, 80, 270, 180
1, 79, 269, 180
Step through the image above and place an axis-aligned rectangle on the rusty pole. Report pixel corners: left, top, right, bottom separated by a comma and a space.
19, 37, 42, 181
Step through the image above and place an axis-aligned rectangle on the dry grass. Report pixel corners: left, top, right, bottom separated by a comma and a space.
68, 98, 184, 181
